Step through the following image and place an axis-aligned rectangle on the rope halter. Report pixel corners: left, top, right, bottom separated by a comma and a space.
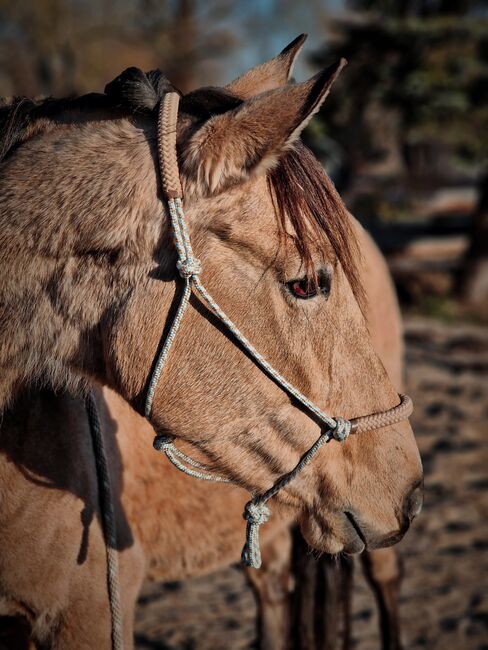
146, 92, 414, 569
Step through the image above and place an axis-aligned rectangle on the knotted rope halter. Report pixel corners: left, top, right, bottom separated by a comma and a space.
146, 92, 414, 569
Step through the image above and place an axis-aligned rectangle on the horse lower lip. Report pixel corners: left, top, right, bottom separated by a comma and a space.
344, 511, 367, 549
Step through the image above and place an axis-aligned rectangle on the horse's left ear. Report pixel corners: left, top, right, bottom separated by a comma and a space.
182, 59, 346, 196
226, 34, 307, 99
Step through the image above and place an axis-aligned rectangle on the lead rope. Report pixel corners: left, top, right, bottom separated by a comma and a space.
146, 92, 414, 568
86, 392, 124, 650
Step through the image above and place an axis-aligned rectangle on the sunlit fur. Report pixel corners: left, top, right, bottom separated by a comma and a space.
0, 54, 422, 648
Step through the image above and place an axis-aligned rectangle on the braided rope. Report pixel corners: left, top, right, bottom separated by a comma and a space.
147, 93, 415, 569
86, 392, 124, 649
153, 434, 231, 483
351, 393, 413, 433
157, 92, 182, 198
145, 276, 191, 418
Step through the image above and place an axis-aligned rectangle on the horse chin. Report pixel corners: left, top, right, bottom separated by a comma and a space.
299, 511, 366, 556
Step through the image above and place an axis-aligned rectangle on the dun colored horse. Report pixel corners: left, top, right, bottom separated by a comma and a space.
0, 221, 409, 649
0, 36, 422, 648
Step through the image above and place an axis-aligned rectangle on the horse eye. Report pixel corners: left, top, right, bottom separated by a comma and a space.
287, 273, 331, 300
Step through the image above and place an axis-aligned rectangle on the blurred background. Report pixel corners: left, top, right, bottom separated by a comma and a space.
1, 1, 486, 649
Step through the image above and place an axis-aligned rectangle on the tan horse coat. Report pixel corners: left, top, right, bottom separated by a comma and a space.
0, 220, 405, 649
0, 35, 421, 648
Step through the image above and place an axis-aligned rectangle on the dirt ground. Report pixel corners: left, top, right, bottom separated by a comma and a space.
134, 317, 488, 650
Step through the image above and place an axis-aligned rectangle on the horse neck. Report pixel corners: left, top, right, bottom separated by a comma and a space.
0, 230, 107, 398
0, 116, 169, 410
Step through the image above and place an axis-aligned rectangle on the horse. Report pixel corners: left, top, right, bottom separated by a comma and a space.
0, 35, 422, 648
0, 204, 409, 649
0, 220, 408, 650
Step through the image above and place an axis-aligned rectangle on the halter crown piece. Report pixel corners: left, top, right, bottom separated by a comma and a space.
146, 92, 414, 569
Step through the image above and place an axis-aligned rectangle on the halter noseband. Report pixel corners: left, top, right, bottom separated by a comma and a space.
146, 93, 413, 568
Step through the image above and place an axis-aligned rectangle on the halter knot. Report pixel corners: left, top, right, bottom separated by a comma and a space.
153, 434, 175, 452
243, 501, 271, 525
177, 257, 202, 279
241, 500, 271, 568
331, 417, 352, 442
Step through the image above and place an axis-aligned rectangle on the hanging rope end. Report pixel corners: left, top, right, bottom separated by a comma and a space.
241, 500, 271, 569
241, 543, 262, 569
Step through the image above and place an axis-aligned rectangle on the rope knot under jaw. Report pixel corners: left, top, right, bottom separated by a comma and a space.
176, 257, 202, 279
243, 501, 271, 526
241, 501, 271, 569
331, 417, 352, 442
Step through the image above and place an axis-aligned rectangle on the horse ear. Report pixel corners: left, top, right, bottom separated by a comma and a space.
226, 34, 307, 99
182, 59, 346, 196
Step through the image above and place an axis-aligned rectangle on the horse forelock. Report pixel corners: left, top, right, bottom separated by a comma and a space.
268, 143, 365, 311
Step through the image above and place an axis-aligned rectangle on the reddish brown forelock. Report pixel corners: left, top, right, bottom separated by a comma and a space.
267, 142, 366, 308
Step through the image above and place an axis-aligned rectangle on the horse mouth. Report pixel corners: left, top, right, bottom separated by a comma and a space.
343, 511, 367, 554
343, 511, 408, 551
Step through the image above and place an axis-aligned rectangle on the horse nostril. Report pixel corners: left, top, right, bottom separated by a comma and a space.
404, 485, 423, 522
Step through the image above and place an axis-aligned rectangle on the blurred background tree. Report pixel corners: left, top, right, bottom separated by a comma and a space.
0, 0, 236, 97
307, 0, 487, 311
309, 0, 487, 186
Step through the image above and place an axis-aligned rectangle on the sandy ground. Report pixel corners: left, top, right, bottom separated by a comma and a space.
134, 317, 488, 650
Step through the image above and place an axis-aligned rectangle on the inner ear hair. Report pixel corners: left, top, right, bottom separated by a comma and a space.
181, 59, 347, 197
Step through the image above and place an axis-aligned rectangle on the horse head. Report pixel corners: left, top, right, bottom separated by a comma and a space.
0, 36, 422, 557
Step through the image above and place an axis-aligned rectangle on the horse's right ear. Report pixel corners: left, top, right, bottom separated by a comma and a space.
181, 59, 346, 197
226, 34, 307, 99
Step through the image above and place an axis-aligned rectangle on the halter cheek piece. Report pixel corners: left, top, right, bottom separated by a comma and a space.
146, 93, 414, 569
